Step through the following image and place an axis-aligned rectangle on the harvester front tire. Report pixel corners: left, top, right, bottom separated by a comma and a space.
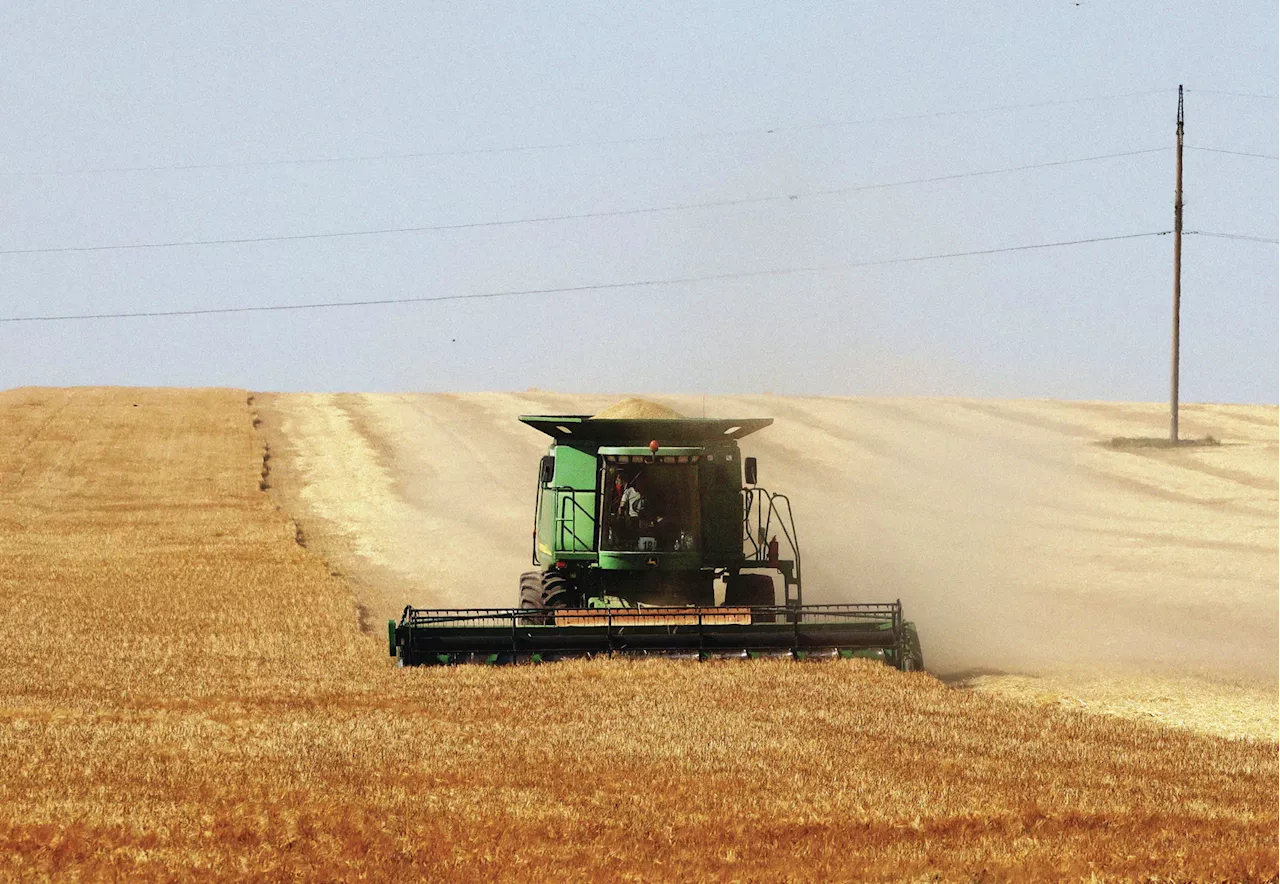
896, 622, 925, 672
724, 574, 776, 624
724, 574, 775, 607
519, 570, 576, 610
519, 571, 544, 609
539, 571, 576, 609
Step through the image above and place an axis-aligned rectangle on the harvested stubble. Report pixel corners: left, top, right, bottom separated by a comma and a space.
0, 387, 1275, 882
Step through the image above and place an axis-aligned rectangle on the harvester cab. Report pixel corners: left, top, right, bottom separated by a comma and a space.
520, 416, 797, 611
390, 414, 924, 670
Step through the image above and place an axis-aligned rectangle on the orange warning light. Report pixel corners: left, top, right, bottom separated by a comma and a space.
649, 440, 660, 453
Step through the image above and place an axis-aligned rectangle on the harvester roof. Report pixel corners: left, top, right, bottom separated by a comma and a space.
518, 415, 773, 444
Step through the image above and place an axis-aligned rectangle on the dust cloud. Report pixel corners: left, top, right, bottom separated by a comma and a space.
262, 393, 1278, 690
658, 394, 1278, 687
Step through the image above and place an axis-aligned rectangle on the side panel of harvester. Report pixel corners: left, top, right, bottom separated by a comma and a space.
534, 443, 597, 565
699, 444, 746, 561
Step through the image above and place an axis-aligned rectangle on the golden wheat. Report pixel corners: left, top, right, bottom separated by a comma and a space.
0, 387, 1275, 882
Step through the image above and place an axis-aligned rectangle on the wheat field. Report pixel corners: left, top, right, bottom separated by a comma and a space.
0, 386, 1276, 881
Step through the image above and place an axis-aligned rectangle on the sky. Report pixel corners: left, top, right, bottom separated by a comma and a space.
1, 2, 1276, 402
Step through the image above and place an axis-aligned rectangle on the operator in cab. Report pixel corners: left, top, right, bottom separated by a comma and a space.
615, 471, 662, 550
618, 472, 647, 520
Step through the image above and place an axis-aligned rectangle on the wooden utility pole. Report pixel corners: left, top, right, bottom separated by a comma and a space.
1170, 85, 1184, 442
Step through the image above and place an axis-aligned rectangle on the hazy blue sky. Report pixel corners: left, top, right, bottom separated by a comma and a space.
2, 2, 1276, 401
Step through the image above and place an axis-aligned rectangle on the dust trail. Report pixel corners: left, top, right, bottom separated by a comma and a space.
263, 393, 1278, 689
713, 396, 1278, 686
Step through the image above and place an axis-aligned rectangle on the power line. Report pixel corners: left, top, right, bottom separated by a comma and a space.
1186, 146, 1279, 160
0, 147, 1169, 257
841, 231, 1169, 264
0, 88, 1173, 178
1186, 230, 1278, 244
0, 231, 1170, 324
805, 147, 1166, 196
1185, 88, 1280, 101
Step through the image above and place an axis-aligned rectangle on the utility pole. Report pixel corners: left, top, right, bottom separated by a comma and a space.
1170, 85, 1184, 442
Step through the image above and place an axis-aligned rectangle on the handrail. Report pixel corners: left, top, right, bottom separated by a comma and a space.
530, 476, 544, 565
554, 486, 596, 552
742, 486, 803, 604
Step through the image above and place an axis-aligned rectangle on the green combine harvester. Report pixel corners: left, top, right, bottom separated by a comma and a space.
390, 412, 923, 669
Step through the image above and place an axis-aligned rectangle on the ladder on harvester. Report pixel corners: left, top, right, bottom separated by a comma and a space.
743, 488, 802, 607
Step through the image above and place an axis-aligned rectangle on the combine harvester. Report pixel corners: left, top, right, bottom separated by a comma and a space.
390, 406, 923, 669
